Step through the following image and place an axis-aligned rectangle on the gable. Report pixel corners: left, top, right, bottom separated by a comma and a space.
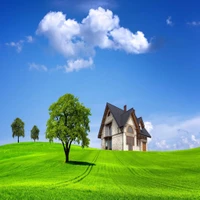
126, 115, 136, 129
107, 103, 124, 127
98, 103, 122, 138
137, 117, 145, 129
105, 109, 113, 124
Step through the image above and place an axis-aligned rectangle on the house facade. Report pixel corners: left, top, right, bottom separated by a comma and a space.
98, 103, 151, 151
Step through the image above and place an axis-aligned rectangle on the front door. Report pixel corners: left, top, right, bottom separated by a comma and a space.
142, 142, 146, 151
128, 144, 133, 150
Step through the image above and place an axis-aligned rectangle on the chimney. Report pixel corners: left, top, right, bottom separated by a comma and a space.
124, 105, 127, 112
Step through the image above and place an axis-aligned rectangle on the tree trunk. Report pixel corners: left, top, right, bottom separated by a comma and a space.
61, 141, 72, 163
65, 149, 69, 163
18, 136, 19, 143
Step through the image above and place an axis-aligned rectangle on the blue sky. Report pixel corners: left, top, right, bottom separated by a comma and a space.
1, 0, 200, 150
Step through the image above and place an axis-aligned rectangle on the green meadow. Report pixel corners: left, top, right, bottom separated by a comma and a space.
0, 142, 200, 200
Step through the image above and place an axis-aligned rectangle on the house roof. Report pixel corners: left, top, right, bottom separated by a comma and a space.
140, 128, 151, 138
106, 103, 124, 127
137, 117, 142, 124
120, 108, 135, 127
98, 103, 151, 138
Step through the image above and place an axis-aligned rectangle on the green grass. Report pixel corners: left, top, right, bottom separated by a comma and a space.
0, 142, 200, 200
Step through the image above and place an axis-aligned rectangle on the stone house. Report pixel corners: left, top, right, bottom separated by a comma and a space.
98, 103, 151, 151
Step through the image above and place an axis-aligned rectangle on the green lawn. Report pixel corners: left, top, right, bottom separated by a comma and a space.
0, 142, 200, 200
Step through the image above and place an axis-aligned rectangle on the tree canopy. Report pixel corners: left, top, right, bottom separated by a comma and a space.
46, 93, 91, 162
11, 118, 25, 143
31, 125, 39, 142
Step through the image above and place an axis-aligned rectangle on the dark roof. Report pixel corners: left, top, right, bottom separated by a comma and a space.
120, 108, 134, 127
137, 117, 142, 124
107, 103, 151, 138
140, 128, 151, 138
107, 103, 124, 127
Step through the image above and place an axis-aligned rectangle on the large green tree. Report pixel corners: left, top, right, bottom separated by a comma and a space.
46, 94, 91, 163
11, 118, 25, 143
31, 125, 40, 142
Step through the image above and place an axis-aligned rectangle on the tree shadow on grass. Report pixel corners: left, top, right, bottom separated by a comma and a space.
67, 161, 96, 166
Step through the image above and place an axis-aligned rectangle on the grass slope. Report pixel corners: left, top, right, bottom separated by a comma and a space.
0, 142, 200, 200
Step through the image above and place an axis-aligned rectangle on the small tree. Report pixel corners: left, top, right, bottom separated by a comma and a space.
11, 118, 25, 143
46, 94, 91, 163
31, 125, 39, 142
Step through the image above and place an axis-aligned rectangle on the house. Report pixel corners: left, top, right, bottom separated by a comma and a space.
98, 103, 151, 151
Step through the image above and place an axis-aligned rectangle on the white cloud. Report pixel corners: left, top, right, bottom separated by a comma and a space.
110, 28, 150, 53
90, 8, 117, 29
26, 35, 34, 43
28, 62, 48, 71
57, 57, 93, 72
166, 16, 173, 26
6, 40, 24, 53
36, 11, 83, 57
191, 134, 200, 145
155, 140, 170, 149
36, 7, 151, 72
144, 121, 153, 133
81, 7, 119, 49
6, 35, 34, 52
146, 115, 200, 151
144, 121, 153, 143
187, 21, 200, 26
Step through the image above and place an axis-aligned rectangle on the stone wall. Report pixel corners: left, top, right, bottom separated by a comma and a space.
112, 134, 123, 150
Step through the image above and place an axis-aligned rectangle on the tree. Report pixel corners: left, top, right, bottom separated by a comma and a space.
46, 94, 91, 163
31, 125, 39, 142
11, 118, 25, 143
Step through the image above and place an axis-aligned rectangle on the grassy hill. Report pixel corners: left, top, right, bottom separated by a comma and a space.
0, 142, 200, 200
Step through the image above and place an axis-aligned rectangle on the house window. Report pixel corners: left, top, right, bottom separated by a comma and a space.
105, 123, 112, 136
127, 126, 133, 133
126, 136, 134, 146
107, 111, 110, 116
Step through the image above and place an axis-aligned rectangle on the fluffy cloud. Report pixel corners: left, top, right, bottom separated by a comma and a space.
6, 35, 34, 52
28, 62, 48, 71
81, 7, 119, 49
6, 40, 24, 53
166, 16, 173, 26
146, 115, 200, 151
57, 57, 93, 72
36, 7, 151, 72
144, 121, 153, 143
26, 36, 34, 43
36, 12, 83, 57
111, 29, 150, 53
144, 121, 153, 133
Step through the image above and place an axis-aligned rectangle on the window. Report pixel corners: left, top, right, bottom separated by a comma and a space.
105, 123, 112, 136
107, 111, 110, 116
127, 126, 133, 133
126, 136, 134, 146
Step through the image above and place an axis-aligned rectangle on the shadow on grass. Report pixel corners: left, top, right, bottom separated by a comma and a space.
67, 161, 96, 166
